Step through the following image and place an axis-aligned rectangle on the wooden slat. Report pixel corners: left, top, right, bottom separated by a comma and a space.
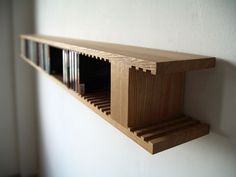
105, 111, 111, 115
85, 95, 108, 101
97, 103, 111, 109
141, 119, 199, 141
90, 97, 109, 104
93, 101, 109, 105
101, 107, 110, 112
82, 91, 107, 98
82, 91, 111, 114
150, 123, 209, 154
129, 116, 186, 132
94, 101, 110, 106
134, 117, 189, 136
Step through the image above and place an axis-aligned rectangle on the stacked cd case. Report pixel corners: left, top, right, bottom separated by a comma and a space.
63, 50, 82, 94
24, 40, 51, 74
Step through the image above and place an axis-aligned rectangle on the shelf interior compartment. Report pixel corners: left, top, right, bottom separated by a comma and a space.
49, 46, 63, 81
79, 55, 111, 115
24, 39, 30, 59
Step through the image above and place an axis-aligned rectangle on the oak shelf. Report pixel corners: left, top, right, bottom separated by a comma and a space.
20, 34, 215, 154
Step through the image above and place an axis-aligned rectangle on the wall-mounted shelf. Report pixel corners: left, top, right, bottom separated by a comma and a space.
20, 34, 215, 154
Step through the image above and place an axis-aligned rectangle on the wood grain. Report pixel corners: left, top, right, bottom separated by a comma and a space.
130, 116, 209, 154
128, 68, 185, 127
150, 123, 209, 154
110, 62, 129, 126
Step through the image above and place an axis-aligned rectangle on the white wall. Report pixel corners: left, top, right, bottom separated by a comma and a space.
0, 1, 19, 176
34, 0, 236, 177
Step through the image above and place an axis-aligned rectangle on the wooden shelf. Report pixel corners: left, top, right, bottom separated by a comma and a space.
20, 34, 215, 154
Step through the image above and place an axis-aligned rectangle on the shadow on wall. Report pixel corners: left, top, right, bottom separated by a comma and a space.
13, 0, 39, 176
185, 58, 236, 144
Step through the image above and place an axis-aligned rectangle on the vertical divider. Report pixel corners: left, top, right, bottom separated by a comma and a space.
110, 62, 129, 126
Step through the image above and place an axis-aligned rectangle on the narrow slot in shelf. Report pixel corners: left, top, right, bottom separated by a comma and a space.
49, 46, 63, 76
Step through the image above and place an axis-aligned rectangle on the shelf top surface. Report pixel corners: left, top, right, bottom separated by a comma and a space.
21, 34, 215, 74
